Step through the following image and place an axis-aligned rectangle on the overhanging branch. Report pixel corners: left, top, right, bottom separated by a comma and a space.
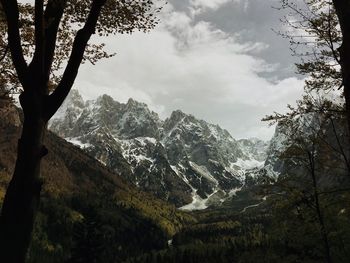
46, 0, 107, 120
28, 0, 44, 89
0, 0, 28, 87
42, 0, 67, 83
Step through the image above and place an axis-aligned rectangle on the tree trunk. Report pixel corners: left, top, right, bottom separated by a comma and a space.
308, 151, 332, 263
0, 91, 47, 263
0, 1, 107, 261
340, 34, 350, 162
332, 0, 350, 158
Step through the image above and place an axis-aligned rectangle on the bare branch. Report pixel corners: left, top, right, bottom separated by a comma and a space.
42, 0, 67, 83
46, 0, 107, 120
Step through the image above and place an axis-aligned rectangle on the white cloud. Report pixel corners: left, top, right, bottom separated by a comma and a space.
190, 0, 233, 11
75, 3, 304, 140
188, 0, 246, 16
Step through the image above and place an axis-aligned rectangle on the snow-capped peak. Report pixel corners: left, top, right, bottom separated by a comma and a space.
50, 89, 271, 209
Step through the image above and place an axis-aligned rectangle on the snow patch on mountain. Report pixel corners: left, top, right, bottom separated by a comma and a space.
189, 161, 219, 185
66, 137, 93, 149
233, 158, 264, 170
50, 90, 273, 209
179, 190, 211, 211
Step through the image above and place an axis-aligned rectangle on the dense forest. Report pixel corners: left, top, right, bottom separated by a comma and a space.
1, 0, 350, 262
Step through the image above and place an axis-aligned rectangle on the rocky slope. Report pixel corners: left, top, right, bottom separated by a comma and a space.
262, 113, 350, 191
50, 90, 270, 208
0, 100, 197, 262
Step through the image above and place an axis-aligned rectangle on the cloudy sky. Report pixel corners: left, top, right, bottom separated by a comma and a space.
74, 0, 305, 140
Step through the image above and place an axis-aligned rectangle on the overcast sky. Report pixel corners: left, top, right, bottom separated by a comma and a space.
73, 0, 305, 140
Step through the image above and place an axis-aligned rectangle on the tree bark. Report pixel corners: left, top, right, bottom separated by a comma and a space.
0, 1, 106, 261
332, 0, 350, 155
0, 91, 48, 263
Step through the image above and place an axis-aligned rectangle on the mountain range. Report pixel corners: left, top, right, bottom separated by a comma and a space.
2, 92, 349, 262
50, 90, 273, 209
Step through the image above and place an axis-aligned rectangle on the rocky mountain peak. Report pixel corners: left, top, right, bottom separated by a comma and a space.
126, 97, 143, 107
50, 89, 271, 209
123, 98, 159, 120
55, 88, 83, 112
117, 99, 162, 140
95, 94, 117, 108
167, 109, 188, 122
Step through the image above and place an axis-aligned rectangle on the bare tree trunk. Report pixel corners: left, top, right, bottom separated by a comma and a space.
0, 91, 47, 263
0, 1, 106, 261
312, 176, 332, 263
341, 37, 350, 165
307, 150, 332, 263
332, 0, 350, 158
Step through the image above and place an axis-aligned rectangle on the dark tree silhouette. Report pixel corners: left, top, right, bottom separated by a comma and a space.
272, 0, 350, 171
332, 0, 350, 138
0, 1, 160, 262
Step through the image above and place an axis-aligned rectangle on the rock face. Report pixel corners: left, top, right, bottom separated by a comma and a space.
0, 105, 196, 262
262, 114, 350, 190
263, 123, 289, 178
49, 90, 269, 208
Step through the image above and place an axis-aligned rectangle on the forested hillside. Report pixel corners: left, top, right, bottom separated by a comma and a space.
1, 100, 350, 262
0, 101, 195, 262
1, 0, 350, 262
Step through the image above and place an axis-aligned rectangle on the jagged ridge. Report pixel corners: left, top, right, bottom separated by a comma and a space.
50, 90, 270, 209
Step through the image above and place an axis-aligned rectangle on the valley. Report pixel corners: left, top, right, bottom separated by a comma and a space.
1, 94, 350, 262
